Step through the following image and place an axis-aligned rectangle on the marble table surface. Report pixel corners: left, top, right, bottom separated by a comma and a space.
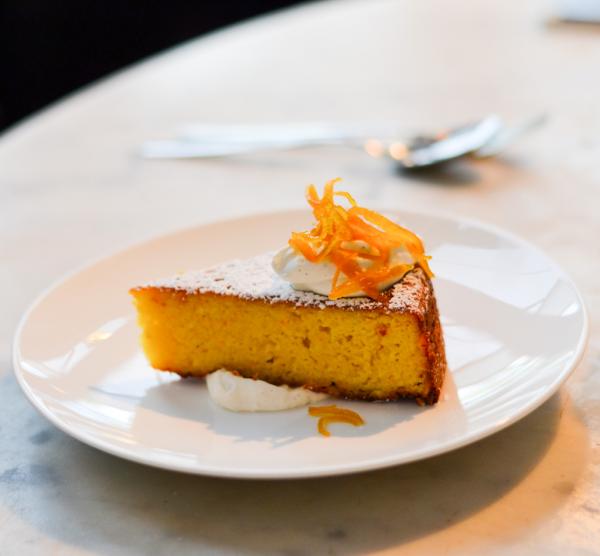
1, 0, 599, 554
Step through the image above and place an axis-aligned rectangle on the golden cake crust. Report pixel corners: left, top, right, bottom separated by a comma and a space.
137, 254, 431, 313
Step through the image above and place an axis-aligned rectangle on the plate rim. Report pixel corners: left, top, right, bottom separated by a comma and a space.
12, 208, 590, 479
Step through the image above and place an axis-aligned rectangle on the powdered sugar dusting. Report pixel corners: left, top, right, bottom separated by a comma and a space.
387, 269, 427, 312
141, 253, 427, 314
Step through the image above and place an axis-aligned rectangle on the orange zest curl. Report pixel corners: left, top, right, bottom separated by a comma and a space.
308, 405, 365, 437
289, 178, 433, 300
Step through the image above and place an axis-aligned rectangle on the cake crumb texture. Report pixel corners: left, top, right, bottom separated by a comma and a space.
130, 255, 446, 404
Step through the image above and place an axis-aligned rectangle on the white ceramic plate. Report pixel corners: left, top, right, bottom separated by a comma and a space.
14, 210, 588, 479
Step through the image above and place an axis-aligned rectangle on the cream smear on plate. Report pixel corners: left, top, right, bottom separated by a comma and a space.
206, 369, 328, 412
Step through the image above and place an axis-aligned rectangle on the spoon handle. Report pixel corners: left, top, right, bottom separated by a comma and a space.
140, 136, 364, 159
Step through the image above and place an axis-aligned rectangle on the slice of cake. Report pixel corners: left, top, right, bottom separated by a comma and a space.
131, 178, 447, 405
130, 254, 446, 405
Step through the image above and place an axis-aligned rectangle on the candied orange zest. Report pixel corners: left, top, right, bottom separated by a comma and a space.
288, 178, 433, 300
331, 267, 341, 291
309, 405, 365, 437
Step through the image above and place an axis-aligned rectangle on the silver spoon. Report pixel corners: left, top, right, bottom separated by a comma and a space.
140, 114, 545, 169
364, 115, 502, 169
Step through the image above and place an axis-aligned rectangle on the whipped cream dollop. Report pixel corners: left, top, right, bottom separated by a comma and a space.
206, 369, 327, 412
272, 241, 415, 297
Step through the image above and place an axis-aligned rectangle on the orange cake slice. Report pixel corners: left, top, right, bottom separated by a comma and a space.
130, 254, 446, 404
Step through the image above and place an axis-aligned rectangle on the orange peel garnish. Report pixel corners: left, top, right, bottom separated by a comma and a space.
308, 405, 365, 437
289, 178, 433, 300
